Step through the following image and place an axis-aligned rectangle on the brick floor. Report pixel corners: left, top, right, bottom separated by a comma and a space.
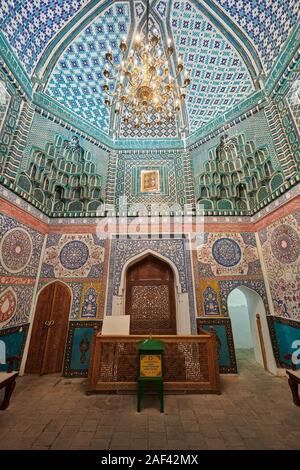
0, 349, 299, 450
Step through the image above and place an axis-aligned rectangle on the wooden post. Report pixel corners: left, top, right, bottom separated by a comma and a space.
256, 313, 268, 371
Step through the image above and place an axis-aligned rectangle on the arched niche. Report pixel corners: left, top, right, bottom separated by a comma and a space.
109, 249, 192, 335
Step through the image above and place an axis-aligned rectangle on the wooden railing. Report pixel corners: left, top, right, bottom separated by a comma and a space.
87, 330, 220, 394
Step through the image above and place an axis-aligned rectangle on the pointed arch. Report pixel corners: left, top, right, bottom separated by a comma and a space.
119, 248, 182, 296
227, 285, 277, 375
109, 248, 192, 335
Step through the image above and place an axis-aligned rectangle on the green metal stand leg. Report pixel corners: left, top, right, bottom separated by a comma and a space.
156, 380, 164, 413
137, 381, 145, 412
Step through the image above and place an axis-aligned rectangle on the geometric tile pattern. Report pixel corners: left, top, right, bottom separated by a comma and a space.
111, 239, 189, 295
46, 2, 130, 134
259, 211, 300, 320
1, 0, 298, 140
0, 0, 88, 74
0, 214, 44, 278
194, 127, 283, 214
212, 237, 242, 267
114, 152, 187, 210
155, 1, 168, 19
270, 224, 300, 264
42, 234, 105, 279
0, 228, 33, 274
215, 0, 300, 72
198, 232, 260, 277
134, 1, 145, 21
119, 101, 179, 140
171, 1, 254, 133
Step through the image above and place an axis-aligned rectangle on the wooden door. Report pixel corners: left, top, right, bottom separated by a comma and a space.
26, 282, 71, 374
125, 255, 176, 335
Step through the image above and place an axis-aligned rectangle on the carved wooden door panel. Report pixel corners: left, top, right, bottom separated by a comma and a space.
41, 283, 71, 374
25, 285, 54, 374
125, 255, 176, 335
26, 282, 70, 374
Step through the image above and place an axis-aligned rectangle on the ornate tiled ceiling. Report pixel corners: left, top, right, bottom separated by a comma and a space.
171, 1, 254, 133
46, 2, 131, 135
0, 0, 88, 75
0, 0, 299, 139
214, 0, 300, 72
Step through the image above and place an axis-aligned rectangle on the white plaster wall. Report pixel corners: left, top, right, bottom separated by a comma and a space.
228, 290, 253, 349
240, 287, 277, 375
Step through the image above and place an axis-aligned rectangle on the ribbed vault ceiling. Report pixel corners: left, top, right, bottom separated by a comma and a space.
0, 0, 299, 139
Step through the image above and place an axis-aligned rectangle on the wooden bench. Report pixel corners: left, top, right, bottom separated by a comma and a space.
0, 372, 18, 410
286, 369, 300, 406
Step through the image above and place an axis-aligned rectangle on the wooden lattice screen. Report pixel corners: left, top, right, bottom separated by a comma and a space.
87, 333, 220, 393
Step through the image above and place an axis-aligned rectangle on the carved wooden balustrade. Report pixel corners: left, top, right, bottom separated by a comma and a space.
87, 331, 220, 394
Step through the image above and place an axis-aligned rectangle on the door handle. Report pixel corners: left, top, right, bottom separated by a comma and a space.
44, 320, 55, 327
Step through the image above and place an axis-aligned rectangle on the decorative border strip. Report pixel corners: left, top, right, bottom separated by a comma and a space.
197, 317, 237, 373
0, 182, 299, 226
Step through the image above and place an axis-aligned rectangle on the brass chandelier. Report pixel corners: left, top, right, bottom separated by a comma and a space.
102, 0, 191, 128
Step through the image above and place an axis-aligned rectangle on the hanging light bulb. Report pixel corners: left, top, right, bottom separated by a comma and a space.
119, 36, 127, 53
167, 37, 174, 56
177, 56, 184, 73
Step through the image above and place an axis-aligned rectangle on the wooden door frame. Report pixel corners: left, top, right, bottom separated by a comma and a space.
110, 249, 192, 334
124, 251, 178, 333
24, 280, 72, 375
125, 255, 177, 335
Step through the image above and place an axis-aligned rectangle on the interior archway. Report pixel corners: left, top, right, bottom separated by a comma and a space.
228, 286, 277, 375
